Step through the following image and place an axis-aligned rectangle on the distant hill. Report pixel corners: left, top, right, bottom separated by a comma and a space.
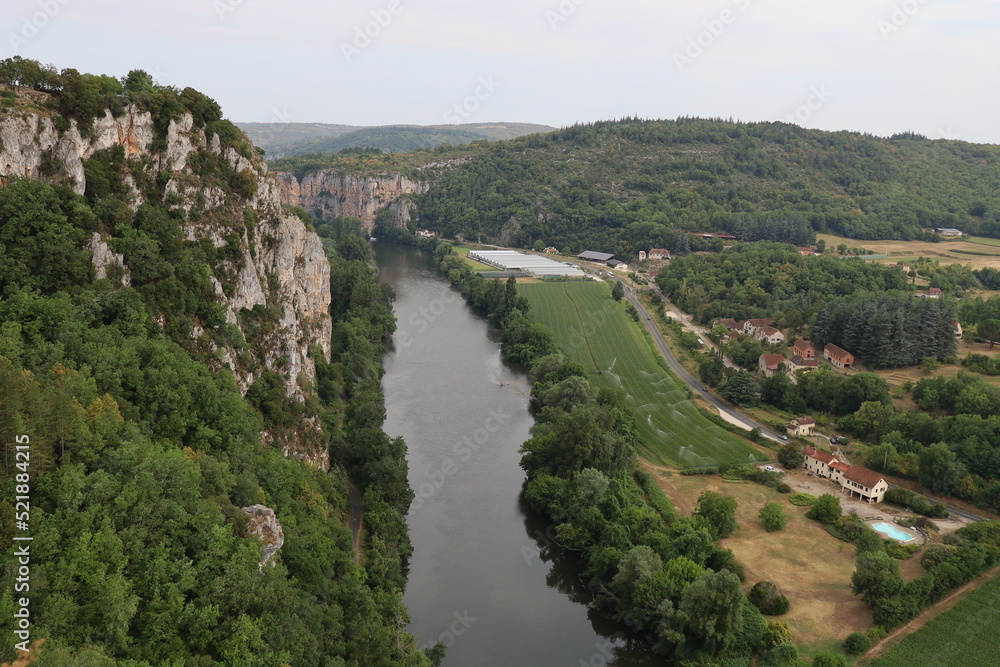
238, 121, 555, 157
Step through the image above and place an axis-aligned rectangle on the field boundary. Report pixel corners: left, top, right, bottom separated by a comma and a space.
861, 566, 1000, 664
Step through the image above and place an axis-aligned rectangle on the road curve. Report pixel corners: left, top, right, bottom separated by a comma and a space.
614, 279, 785, 443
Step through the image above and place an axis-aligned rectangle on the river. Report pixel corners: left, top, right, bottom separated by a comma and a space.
376, 244, 665, 667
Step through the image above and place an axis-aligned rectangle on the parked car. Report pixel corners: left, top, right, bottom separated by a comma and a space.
764, 466, 775, 472
778, 435, 788, 441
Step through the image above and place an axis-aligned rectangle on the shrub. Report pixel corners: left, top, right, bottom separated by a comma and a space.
776, 482, 792, 493
865, 625, 888, 643
788, 492, 816, 506
748, 581, 790, 615
843, 631, 873, 655
806, 493, 842, 523
761, 643, 798, 667
759, 502, 786, 532
920, 543, 958, 569
812, 650, 850, 666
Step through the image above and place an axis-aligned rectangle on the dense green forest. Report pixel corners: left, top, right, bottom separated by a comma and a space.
272, 117, 1000, 256
0, 60, 432, 666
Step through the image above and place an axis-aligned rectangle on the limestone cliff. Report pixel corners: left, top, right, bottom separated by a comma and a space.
242, 504, 285, 569
275, 170, 428, 232
0, 100, 333, 467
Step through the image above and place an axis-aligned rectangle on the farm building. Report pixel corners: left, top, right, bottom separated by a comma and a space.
935, 227, 963, 237
649, 248, 670, 260
824, 343, 855, 369
607, 259, 629, 271
467, 250, 586, 278
577, 251, 615, 263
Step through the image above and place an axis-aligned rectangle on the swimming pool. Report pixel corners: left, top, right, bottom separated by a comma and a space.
871, 522, 915, 543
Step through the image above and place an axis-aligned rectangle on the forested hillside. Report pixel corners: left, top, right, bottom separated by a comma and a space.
273, 117, 1000, 255
242, 121, 554, 158
0, 58, 431, 666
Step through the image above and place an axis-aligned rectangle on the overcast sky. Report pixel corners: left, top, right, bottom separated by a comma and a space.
6, 0, 999, 142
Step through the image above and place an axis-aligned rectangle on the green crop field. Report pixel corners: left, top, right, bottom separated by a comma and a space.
519, 281, 761, 468
967, 236, 1000, 248
868, 573, 1000, 666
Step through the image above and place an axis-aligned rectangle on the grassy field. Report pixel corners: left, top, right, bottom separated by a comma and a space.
867, 571, 1000, 666
647, 464, 871, 659
519, 281, 761, 467
816, 233, 1000, 270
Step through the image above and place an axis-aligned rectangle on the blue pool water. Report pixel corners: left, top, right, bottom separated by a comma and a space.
872, 522, 915, 542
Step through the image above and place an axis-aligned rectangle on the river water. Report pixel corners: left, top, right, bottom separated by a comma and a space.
376, 244, 664, 667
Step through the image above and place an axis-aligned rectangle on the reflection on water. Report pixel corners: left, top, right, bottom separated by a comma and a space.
376, 243, 665, 666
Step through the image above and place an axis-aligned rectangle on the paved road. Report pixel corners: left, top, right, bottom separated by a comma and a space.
614, 279, 785, 443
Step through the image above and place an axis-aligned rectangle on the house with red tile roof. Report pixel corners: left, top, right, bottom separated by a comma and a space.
741, 318, 774, 337
793, 339, 816, 360
916, 287, 943, 299
802, 446, 888, 503
824, 343, 855, 369
758, 325, 785, 346
759, 354, 784, 378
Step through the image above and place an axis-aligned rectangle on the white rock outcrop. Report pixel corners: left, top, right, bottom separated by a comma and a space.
242, 504, 285, 568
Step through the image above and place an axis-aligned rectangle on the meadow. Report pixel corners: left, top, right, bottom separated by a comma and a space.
867, 570, 1000, 666
519, 280, 761, 467
816, 233, 1000, 270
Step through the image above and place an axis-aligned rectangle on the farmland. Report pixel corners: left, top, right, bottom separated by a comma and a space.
867, 571, 1000, 666
816, 233, 1000, 271
519, 281, 761, 467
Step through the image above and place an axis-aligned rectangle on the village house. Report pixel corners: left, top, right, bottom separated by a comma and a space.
793, 339, 816, 360
758, 325, 785, 346
649, 248, 670, 260
803, 446, 888, 503
713, 318, 740, 332
787, 355, 820, 373
741, 318, 774, 337
415, 228, 436, 239
543, 246, 559, 254
824, 343, 855, 369
638, 251, 647, 261
607, 259, 629, 272
796, 246, 816, 256
916, 288, 943, 299
786, 416, 816, 437
759, 354, 784, 378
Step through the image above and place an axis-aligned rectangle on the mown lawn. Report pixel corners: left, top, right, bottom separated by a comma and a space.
519, 281, 760, 467
867, 572, 1000, 666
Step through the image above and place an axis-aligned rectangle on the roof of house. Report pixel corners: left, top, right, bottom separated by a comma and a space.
804, 445, 838, 465
760, 325, 781, 336
830, 462, 852, 473
761, 354, 784, 369
714, 318, 739, 329
794, 339, 814, 352
927, 287, 943, 295
824, 343, 854, 359
843, 467, 886, 489
797, 246, 814, 253
745, 318, 774, 328
649, 248, 669, 255
936, 228, 962, 233
792, 416, 816, 425
607, 259, 625, 268
578, 251, 615, 262
789, 355, 819, 368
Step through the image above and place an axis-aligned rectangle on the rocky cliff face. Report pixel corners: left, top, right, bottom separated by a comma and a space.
242, 504, 285, 569
275, 170, 428, 232
0, 103, 333, 467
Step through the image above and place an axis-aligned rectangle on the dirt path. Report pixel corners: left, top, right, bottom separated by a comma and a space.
347, 481, 364, 565
862, 566, 1000, 663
